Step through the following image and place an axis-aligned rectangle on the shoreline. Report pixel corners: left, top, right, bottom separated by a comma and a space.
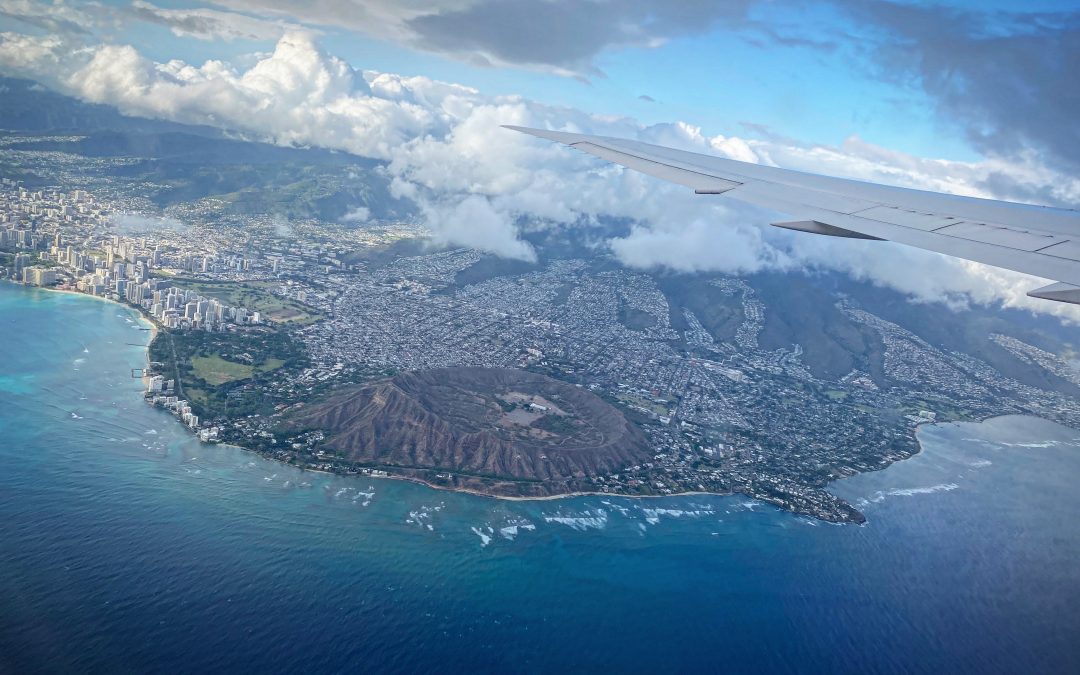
2, 280, 1050, 521
356, 413, 1044, 509
217, 449, 718, 504
189, 414, 1043, 522
9, 280, 161, 346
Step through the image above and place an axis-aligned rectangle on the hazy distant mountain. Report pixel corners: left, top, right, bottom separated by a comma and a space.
0, 78, 411, 221
0, 77, 223, 137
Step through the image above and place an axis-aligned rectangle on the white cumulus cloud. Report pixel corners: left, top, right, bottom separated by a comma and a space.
2, 30, 1080, 318
422, 195, 536, 261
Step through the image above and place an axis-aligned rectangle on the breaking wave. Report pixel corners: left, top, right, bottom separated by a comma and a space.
542, 508, 608, 531
859, 483, 960, 506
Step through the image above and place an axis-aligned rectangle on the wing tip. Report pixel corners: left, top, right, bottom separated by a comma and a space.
501, 124, 549, 138
501, 125, 590, 146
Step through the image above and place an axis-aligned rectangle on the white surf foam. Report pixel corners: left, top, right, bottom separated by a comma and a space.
864, 482, 960, 505
470, 526, 492, 547
889, 483, 959, 496
406, 503, 443, 528
542, 509, 608, 531
640, 507, 714, 525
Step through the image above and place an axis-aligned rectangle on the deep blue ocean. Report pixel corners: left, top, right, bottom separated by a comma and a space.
1, 282, 1079, 674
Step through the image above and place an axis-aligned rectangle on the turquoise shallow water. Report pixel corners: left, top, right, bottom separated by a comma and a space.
1, 281, 1079, 674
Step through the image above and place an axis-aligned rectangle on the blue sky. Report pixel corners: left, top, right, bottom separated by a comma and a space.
4, 0, 1079, 184
3, 0, 1080, 311
73, 0, 1073, 165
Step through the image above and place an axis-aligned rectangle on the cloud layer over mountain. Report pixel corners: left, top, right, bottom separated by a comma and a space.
4, 0, 1079, 176
1, 29, 1079, 318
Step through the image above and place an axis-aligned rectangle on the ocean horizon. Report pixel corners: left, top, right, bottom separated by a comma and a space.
2, 281, 1079, 674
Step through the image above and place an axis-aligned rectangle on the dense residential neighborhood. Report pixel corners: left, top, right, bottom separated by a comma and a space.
4, 172, 1080, 522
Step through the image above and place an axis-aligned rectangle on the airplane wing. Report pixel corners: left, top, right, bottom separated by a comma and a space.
504, 125, 1080, 305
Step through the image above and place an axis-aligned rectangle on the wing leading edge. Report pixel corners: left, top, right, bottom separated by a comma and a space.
504, 125, 1080, 305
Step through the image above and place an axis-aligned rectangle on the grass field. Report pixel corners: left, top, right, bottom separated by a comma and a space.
615, 392, 672, 417
190, 355, 286, 385
168, 279, 321, 325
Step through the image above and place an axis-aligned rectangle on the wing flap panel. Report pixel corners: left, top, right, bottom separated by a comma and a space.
935, 222, 1063, 251
1036, 240, 1080, 262
803, 209, 1080, 287
853, 205, 960, 231
734, 181, 879, 215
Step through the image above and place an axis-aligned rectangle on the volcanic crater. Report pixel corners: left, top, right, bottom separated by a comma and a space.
288, 367, 652, 495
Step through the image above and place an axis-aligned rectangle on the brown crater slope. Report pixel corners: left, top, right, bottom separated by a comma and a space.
287, 367, 651, 493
